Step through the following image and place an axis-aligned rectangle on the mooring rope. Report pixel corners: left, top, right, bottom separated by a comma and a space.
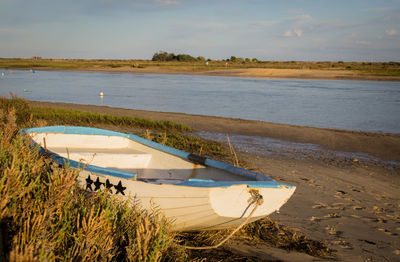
182, 190, 264, 250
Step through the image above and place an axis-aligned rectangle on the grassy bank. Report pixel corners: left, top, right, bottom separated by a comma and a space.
0, 96, 334, 260
0, 106, 184, 261
1, 58, 400, 77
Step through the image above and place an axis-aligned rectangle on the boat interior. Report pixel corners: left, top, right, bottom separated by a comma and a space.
30, 133, 249, 183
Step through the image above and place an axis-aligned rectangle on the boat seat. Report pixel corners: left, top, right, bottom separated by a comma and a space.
48, 147, 152, 169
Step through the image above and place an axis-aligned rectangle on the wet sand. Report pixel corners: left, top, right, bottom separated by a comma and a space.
29, 101, 400, 261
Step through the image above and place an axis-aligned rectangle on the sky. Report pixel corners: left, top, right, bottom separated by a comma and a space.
0, 0, 400, 61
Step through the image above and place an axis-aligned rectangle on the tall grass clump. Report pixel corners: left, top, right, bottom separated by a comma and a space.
0, 105, 184, 261
0, 93, 32, 126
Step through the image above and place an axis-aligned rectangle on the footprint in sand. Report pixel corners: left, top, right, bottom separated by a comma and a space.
314, 202, 347, 210
378, 228, 399, 236
374, 193, 387, 201
362, 217, 381, 223
332, 240, 353, 249
309, 183, 325, 189
385, 214, 399, 219
325, 226, 342, 236
332, 202, 352, 209
324, 213, 341, 219
372, 205, 384, 214
327, 206, 345, 210
312, 202, 328, 209
310, 216, 323, 222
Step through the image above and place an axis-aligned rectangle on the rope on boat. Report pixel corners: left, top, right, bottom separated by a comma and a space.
182, 190, 264, 250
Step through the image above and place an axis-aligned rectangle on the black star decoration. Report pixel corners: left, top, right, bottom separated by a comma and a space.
104, 179, 114, 193
86, 175, 94, 191
94, 177, 103, 191
114, 181, 126, 195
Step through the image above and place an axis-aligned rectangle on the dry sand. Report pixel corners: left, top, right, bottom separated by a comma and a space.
36, 66, 400, 82
29, 101, 400, 261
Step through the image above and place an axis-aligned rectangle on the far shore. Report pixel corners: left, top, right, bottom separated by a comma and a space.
1, 58, 400, 81
5, 66, 400, 81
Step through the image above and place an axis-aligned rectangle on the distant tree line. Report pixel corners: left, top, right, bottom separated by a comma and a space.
152, 51, 206, 62
152, 51, 260, 63
228, 56, 258, 63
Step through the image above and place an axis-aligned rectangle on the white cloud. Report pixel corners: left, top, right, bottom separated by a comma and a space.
283, 30, 293, 37
294, 28, 303, 37
156, 0, 179, 6
385, 29, 398, 36
283, 28, 302, 37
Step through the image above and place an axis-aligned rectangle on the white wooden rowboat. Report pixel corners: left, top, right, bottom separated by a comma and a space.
23, 126, 295, 231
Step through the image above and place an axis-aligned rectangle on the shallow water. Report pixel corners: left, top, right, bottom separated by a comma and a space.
1, 69, 399, 134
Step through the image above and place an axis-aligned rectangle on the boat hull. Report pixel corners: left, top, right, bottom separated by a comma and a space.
23, 126, 296, 231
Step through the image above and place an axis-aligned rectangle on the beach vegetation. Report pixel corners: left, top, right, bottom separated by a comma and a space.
0, 108, 186, 261
30, 106, 191, 132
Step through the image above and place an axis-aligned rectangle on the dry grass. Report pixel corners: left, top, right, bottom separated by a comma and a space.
0, 103, 186, 261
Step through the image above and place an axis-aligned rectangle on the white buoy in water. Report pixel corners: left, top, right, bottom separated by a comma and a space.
99, 92, 104, 97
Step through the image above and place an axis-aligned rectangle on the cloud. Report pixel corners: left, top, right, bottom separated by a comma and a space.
283, 28, 302, 37
156, 0, 179, 6
294, 28, 303, 37
295, 14, 312, 21
385, 29, 398, 36
283, 30, 293, 37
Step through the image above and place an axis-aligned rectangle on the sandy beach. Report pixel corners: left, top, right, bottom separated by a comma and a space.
28, 101, 400, 261
23, 66, 400, 82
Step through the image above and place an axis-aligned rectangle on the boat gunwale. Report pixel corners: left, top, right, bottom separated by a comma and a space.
21, 126, 294, 189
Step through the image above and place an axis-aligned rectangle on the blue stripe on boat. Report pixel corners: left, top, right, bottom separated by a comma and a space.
22, 126, 295, 189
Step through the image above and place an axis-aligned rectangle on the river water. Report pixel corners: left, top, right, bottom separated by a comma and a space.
1, 70, 399, 134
